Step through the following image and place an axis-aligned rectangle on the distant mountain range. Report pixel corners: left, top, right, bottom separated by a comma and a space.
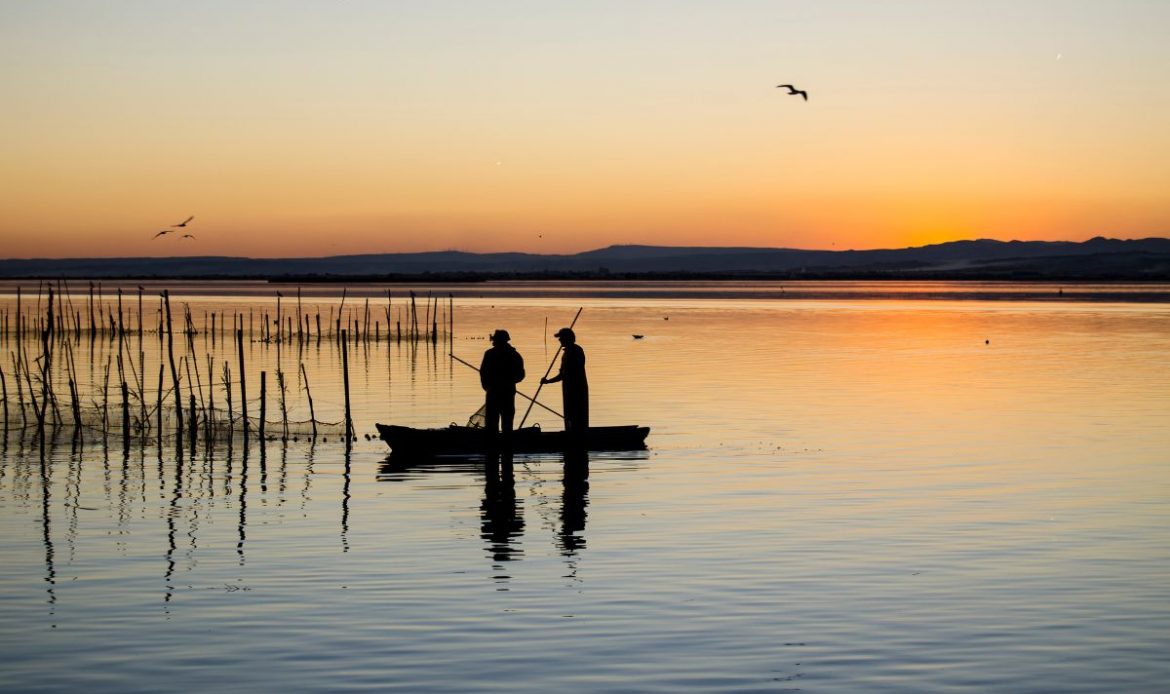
2, 237, 1169, 280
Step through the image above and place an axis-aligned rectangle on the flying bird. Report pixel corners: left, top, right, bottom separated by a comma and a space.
152, 230, 174, 239
171, 215, 194, 228
180, 234, 196, 239
776, 84, 808, 101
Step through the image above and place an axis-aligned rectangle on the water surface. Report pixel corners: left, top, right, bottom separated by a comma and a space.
1, 282, 1168, 692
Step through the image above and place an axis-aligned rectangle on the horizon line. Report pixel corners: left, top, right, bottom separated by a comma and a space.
3, 235, 1166, 263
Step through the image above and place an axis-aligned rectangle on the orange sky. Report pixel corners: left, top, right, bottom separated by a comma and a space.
2, 1, 1168, 258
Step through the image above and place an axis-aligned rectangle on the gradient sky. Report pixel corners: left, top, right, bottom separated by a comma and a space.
2, 1, 1168, 258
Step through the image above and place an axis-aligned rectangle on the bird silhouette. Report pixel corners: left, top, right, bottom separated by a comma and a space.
152, 230, 174, 239
180, 234, 195, 239
776, 84, 808, 101
171, 215, 194, 228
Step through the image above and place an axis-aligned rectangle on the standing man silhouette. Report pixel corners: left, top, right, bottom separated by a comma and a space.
542, 327, 589, 433
480, 329, 525, 445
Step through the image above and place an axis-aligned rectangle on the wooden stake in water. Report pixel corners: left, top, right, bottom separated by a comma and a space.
122, 380, 130, 455
259, 371, 267, 441
1, 365, 8, 440
237, 329, 249, 440
277, 370, 289, 440
163, 291, 184, 437
156, 364, 164, 444
189, 393, 197, 452
341, 330, 353, 446
137, 285, 144, 344
300, 362, 317, 439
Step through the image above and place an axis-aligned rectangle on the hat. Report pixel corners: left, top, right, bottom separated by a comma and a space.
490, 329, 510, 342
554, 327, 575, 340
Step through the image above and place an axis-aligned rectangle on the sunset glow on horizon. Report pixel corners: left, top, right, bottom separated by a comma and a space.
2, 1, 1168, 259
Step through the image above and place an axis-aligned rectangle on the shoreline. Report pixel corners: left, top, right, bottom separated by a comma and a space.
2, 278, 1169, 303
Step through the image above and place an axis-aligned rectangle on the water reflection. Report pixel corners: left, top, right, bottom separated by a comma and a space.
481, 453, 525, 574
376, 450, 607, 581
559, 451, 589, 558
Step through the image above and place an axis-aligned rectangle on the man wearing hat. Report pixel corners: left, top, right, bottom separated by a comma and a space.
480, 329, 526, 443
541, 327, 589, 433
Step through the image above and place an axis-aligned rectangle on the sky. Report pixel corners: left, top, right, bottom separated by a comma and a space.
2, 0, 1168, 258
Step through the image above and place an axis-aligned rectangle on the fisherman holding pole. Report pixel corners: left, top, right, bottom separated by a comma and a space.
541, 327, 589, 433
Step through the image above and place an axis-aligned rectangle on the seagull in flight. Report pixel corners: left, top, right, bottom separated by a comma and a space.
180, 233, 196, 239
171, 215, 194, 228
152, 229, 174, 239
776, 84, 808, 101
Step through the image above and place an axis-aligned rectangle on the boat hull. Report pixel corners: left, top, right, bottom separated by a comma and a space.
376, 423, 649, 456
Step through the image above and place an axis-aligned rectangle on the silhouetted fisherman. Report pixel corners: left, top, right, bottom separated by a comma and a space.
542, 327, 589, 433
480, 329, 525, 445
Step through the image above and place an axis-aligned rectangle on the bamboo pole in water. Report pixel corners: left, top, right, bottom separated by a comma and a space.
156, 364, 164, 444
258, 371, 267, 440
122, 380, 130, 454
431, 295, 438, 345
410, 292, 418, 341
341, 330, 353, 446
222, 361, 233, 436
189, 394, 197, 452
1, 365, 8, 437
100, 357, 110, 447
36, 285, 54, 440
206, 355, 215, 443
277, 369, 288, 440
68, 376, 81, 444
238, 329, 249, 440
88, 283, 95, 337
137, 285, 143, 344
300, 362, 317, 439
163, 291, 184, 437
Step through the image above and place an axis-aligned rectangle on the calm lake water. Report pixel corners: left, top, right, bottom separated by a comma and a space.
1, 281, 1168, 692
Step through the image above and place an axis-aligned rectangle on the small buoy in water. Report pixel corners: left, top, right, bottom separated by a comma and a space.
985, 339, 990, 344
663, 316, 669, 320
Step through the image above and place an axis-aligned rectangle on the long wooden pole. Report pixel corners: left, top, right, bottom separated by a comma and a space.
518, 307, 581, 428
259, 371, 267, 440
301, 362, 317, 438
163, 291, 184, 437
238, 329, 249, 440
450, 353, 564, 420
342, 330, 353, 446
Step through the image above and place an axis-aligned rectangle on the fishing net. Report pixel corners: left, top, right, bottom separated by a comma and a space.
466, 404, 486, 429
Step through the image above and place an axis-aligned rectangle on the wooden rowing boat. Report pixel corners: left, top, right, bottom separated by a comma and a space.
376, 423, 650, 456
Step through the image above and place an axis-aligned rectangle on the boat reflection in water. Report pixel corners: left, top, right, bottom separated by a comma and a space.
377, 449, 647, 578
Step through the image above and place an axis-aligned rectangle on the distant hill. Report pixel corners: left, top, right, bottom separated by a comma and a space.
2, 237, 1168, 280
